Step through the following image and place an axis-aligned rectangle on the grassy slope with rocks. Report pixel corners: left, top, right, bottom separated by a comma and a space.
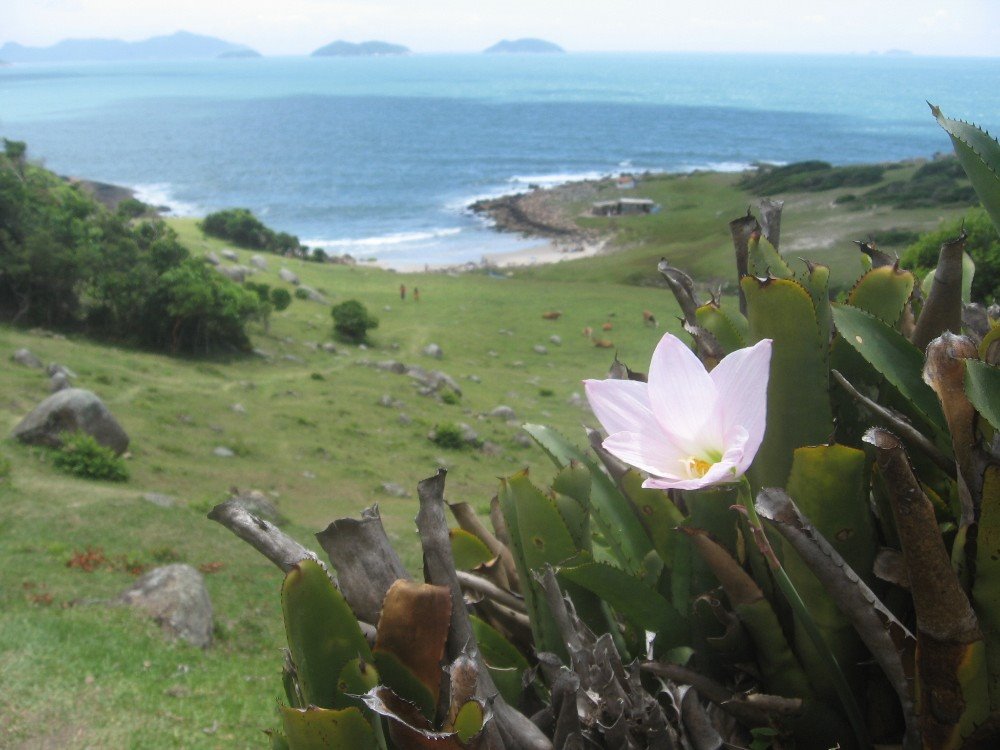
0, 221, 677, 747
0, 161, 979, 746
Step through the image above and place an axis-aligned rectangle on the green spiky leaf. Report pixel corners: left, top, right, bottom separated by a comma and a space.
279, 705, 379, 750
848, 265, 915, 326
832, 303, 947, 431
470, 616, 529, 705
449, 528, 494, 570
931, 105, 1000, 234
282, 560, 372, 709
965, 359, 1000, 429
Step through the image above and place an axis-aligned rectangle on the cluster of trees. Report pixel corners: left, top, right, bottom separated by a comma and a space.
901, 209, 1000, 302
200, 208, 330, 262
0, 140, 263, 354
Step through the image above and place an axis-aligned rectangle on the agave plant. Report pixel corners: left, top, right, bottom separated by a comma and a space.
211, 107, 1000, 749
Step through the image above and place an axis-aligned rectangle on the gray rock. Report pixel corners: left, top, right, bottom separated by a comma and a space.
119, 564, 213, 648
467, 374, 481, 383
204, 251, 221, 266
422, 343, 443, 359
49, 372, 71, 392
378, 394, 395, 407
252, 348, 273, 359
427, 370, 462, 395
216, 265, 246, 283
11, 388, 129, 455
221, 249, 239, 262
12, 348, 43, 368
299, 286, 328, 304
142, 492, 177, 508
480, 441, 503, 457
533, 345, 548, 355
302, 471, 316, 480
321, 343, 338, 353
230, 489, 287, 526
249, 254, 268, 270
376, 360, 408, 374
458, 423, 479, 444
489, 405, 517, 421
213, 446, 235, 458
281, 354, 304, 364
549, 335, 562, 346
231, 403, 247, 414
47, 362, 77, 379
567, 392, 584, 407
278, 268, 300, 285
513, 432, 534, 448
398, 413, 412, 425
381, 482, 410, 498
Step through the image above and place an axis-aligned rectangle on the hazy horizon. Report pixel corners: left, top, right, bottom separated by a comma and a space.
2, 1, 997, 58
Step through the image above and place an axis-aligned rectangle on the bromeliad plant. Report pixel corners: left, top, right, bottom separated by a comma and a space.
210, 106, 1000, 749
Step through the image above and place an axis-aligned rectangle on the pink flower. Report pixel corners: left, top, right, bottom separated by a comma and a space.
584, 333, 772, 490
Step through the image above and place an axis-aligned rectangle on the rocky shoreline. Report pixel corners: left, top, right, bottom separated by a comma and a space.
469, 177, 618, 243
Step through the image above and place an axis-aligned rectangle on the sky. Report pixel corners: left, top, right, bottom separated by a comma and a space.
2, 0, 998, 57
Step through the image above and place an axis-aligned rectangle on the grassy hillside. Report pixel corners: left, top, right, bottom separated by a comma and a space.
0, 224, 681, 747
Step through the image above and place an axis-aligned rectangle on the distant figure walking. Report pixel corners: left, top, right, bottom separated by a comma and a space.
413, 287, 420, 303
400, 283, 406, 300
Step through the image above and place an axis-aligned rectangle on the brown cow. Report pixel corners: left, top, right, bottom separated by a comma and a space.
642, 310, 657, 327
582, 326, 593, 337
593, 338, 614, 348
542, 311, 562, 320
601, 322, 613, 331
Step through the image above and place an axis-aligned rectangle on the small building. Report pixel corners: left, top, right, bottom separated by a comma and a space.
619, 198, 656, 215
616, 174, 636, 190
591, 198, 658, 217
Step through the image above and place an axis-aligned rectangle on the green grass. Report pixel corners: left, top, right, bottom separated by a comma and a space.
0, 168, 975, 746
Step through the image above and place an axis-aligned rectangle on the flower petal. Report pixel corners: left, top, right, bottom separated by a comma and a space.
584, 378, 657, 436
709, 338, 771, 468
642, 459, 740, 491
602, 430, 689, 480
647, 334, 717, 441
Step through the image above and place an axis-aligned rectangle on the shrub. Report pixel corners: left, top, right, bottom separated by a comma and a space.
430, 423, 466, 449
294, 287, 310, 300
440, 390, 460, 405
270, 287, 292, 312
52, 433, 129, 482
330, 299, 379, 343
0, 454, 11, 482
116, 197, 148, 218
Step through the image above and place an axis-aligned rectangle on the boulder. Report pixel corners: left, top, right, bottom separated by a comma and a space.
279, 268, 300, 285
12, 348, 43, 368
320, 343, 337, 353
11, 388, 129, 455
381, 482, 410, 498
204, 251, 221, 266
299, 286, 328, 304
47, 362, 77, 379
549, 335, 562, 346
230, 488, 287, 525
213, 446, 235, 458
49, 371, 71, 393
422, 343, 443, 359
533, 345, 548, 355
489, 405, 517, 421
142, 492, 177, 508
221, 249, 239, 262
119, 564, 213, 648
249, 254, 268, 270
216, 265, 246, 283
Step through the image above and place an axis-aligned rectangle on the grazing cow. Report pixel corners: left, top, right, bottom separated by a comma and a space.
542, 311, 562, 320
593, 338, 614, 348
601, 322, 613, 331
642, 310, 657, 327
582, 326, 593, 338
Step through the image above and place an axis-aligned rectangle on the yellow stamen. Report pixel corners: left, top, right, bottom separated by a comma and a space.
682, 457, 713, 478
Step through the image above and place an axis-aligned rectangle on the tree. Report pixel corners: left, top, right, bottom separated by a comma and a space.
900, 210, 1000, 302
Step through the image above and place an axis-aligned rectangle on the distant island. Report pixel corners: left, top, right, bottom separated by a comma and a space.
484, 38, 565, 54
218, 49, 262, 59
0, 31, 256, 62
311, 40, 409, 57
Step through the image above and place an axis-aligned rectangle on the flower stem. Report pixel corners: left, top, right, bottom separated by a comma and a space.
736, 478, 870, 749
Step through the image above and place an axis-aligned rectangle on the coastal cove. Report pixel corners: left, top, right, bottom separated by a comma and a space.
2, 53, 999, 268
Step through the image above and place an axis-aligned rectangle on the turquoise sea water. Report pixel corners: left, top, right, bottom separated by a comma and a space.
1, 54, 998, 266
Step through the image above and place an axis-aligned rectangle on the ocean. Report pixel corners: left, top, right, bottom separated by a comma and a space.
1, 53, 998, 267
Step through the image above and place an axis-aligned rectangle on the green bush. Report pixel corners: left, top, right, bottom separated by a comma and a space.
440, 390, 460, 405
200, 208, 304, 256
52, 433, 129, 482
330, 299, 379, 344
740, 161, 884, 195
294, 287, 310, 300
270, 287, 292, 312
116, 197, 148, 219
430, 423, 466, 449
